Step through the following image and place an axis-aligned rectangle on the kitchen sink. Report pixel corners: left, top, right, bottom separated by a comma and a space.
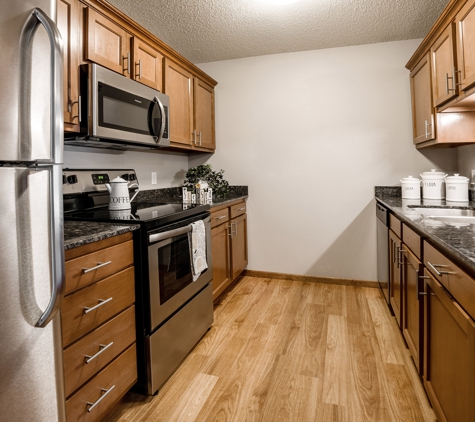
425, 216, 475, 225
411, 207, 475, 217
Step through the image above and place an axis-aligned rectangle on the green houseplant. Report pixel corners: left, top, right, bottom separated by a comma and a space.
183, 164, 230, 198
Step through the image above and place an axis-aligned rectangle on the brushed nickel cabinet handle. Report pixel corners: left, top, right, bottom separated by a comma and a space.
214, 215, 226, 220
85, 342, 114, 364
83, 297, 113, 314
237, 207, 246, 211
138, 59, 142, 79
427, 261, 455, 276
227, 224, 233, 237
87, 385, 115, 412
82, 261, 112, 274
123, 53, 130, 74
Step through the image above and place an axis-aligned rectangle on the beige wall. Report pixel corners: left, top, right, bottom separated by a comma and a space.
193, 40, 458, 281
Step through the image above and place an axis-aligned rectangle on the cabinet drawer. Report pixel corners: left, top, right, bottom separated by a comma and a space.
230, 201, 246, 219
63, 306, 136, 397
424, 241, 475, 319
389, 213, 402, 238
210, 208, 229, 229
62, 267, 135, 347
403, 223, 421, 259
66, 344, 137, 422
65, 240, 134, 294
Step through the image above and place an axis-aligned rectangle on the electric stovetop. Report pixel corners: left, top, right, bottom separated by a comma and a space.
65, 202, 210, 229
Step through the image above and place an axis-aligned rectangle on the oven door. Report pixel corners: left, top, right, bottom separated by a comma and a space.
147, 215, 212, 331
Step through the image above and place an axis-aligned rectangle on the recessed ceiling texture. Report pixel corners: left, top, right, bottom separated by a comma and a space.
107, 0, 449, 63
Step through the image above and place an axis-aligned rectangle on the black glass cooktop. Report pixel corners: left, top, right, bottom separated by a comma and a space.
65, 202, 210, 228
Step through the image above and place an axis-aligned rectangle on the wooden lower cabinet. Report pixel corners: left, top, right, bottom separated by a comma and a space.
423, 269, 475, 422
63, 233, 137, 422
401, 247, 423, 374
389, 229, 402, 327
210, 199, 248, 300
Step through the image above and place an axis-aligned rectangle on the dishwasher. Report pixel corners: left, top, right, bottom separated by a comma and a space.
376, 201, 390, 305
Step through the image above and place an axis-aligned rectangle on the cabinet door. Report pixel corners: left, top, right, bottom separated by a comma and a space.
424, 270, 475, 422
57, 0, 80, 131
431, 24, 458, 106
402, 247, 423, 374
389, 229, 402, 328
164, 58, 194, 147
193, 78, 215, 151
410, 53, 436, 144
211, 223, 231, 301
131, 38, 163, 91
85, 7, 131, 76
230, 213, 248, 281
456, 0, 475, 92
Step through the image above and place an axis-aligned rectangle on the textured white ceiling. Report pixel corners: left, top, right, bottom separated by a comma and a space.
108, 0, 449, 63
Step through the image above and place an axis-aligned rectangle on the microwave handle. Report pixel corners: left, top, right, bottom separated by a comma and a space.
149, 96, 166, 143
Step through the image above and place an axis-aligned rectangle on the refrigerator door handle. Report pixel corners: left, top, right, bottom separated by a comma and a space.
20, 8, 64, 164
37, 165, 66, 327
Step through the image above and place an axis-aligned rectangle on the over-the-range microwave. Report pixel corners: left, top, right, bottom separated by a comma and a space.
65, 63, 169, 150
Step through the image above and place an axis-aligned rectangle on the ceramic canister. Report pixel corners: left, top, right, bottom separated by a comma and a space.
420, 169, 447, 200
400, 176, 421, 199
445, 174, 469, 202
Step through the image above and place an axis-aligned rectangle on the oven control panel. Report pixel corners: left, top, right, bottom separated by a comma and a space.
62, 169, 138, 195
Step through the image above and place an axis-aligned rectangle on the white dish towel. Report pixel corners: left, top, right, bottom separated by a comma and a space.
189, 220, 208, 281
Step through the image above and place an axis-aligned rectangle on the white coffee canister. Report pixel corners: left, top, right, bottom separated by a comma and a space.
445, 174, 469, 202
420, 169, 447, 200
400, 176, 421, 199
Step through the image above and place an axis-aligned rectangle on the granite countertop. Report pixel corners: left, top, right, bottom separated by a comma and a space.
64, 221, 140, 251
375, 187, 475, 276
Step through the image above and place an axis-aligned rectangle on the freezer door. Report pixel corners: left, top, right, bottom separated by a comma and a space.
0, 167, 66, 422
0, 1, 63, 163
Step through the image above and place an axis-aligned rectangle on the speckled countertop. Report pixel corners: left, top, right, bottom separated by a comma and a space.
64, 221, 140, 251
375, 187, 475, 276
64, 186, 248, 251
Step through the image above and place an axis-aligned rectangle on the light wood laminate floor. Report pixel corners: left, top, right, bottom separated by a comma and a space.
106, 276, 436, 422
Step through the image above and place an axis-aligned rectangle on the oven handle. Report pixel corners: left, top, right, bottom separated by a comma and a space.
149, 216, 210, 244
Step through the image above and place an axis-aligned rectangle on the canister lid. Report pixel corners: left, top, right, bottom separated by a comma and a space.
420, 169, 447, 179
445, 173, 469, 183
400, 175, 420, 183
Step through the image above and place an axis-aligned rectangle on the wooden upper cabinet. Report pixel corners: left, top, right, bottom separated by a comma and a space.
84, 7, 131, 76
456, 0, 475, 92
57, 0, 80, 132
164, 58, 194, 147
131, 38, 163, 91
431, 24, 458, 107
193, 78, 215, 151
410, 53, 435, 144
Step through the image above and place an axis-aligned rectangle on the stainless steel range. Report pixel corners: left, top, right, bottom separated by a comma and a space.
63, 169, 213, 394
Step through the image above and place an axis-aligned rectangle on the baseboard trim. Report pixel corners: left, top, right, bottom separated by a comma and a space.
242, 270, 380, 289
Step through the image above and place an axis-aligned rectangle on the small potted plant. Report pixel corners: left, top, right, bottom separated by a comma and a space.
183, 164, 230, 199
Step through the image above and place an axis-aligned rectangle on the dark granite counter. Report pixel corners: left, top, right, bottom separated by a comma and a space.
64, 221, 140, 251
375, 187, 475, 276
135, 186, 248, 208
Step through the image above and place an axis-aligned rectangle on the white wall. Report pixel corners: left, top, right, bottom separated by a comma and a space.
192, 40, 458, 282
64, 147, 188, 190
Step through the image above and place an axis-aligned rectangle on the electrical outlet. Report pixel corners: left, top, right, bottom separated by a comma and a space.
151, 172, 157, 185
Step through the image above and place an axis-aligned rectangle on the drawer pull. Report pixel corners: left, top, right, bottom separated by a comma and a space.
214, 215, 226, 220
427, 262, 456, 277
86, 385, 115, 412
82, 261, 112, 274
83, 297, 113, 314
237, 207, 246, 211
85, 342, 114, 364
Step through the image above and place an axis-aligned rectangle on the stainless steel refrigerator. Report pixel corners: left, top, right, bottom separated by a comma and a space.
0, 1, 66, 421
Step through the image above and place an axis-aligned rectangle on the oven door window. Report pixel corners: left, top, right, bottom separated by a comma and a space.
156, 233, 193, 304
98, 82, 161, 135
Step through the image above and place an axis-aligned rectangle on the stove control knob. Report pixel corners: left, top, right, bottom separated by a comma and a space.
62, 175, 67, 185
128, 173, 136, 181
121, 173, 129, 181
67, 175, 78, 184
